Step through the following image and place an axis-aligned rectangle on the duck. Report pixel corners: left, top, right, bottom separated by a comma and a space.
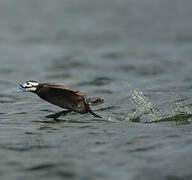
17, 81, 104, 120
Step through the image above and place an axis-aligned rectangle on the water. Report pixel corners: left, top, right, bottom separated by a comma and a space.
1, 0, 192, 179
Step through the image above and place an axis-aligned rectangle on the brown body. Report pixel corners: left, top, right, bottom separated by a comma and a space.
34, 83, 103, 119
36, 83, 88, 113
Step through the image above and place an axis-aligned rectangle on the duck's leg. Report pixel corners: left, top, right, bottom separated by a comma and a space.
86, 105, 102, 118
46, 110, 71, 120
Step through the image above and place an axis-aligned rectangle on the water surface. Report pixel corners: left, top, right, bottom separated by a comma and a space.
0, 0, 192, 179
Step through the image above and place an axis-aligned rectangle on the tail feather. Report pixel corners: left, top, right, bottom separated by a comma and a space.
86, 97, 104, 106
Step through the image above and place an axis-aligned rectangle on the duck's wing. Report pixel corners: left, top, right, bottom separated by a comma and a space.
43, 83, 86, 101
36, 83, 87, 110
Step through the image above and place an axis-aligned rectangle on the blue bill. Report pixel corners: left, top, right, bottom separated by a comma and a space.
16, 88, 25, 92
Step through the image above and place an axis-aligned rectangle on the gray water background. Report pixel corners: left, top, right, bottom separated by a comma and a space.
1, 0, 192, 179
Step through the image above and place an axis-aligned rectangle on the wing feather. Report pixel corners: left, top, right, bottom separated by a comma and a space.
46, 84, 85, 96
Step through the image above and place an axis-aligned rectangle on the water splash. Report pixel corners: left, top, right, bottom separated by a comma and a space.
123, 82, 192, 123
126, 88, 163, 122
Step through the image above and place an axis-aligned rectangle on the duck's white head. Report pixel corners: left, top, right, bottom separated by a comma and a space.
17, 80, 39, 92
